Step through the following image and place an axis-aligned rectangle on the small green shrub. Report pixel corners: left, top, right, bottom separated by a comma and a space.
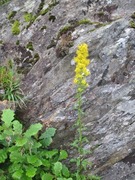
0, 60, 25, 108
0, 109, 73, 180
11, 20, 20, 35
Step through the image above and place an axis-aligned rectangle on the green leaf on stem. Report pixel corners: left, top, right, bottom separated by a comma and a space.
24, 123, 42, 138
1, 109, 14, 127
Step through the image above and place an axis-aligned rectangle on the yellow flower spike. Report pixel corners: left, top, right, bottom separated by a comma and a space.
73, 43, 90, 89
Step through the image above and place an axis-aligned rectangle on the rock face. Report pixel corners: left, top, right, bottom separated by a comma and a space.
1, 0, 135, 179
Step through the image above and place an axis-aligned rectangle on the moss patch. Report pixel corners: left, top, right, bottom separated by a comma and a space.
77, 19, 92, 25
11, 20, 20, 35
24, 12, 36, 23
16, 40, 20, 45
7, 11, 17, 20
26, 42, 34, 51
130, 20, 135, 28
57, 25, 74, 39
57, 19, 92, 38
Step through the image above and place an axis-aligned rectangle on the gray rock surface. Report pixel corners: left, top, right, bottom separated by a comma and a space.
1, 0, 135, 179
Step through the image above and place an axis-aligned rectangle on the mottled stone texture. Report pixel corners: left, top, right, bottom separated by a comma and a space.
1, 0, 135, 179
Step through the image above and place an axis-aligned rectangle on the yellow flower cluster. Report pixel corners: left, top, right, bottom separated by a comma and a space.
73, 43, 90, 91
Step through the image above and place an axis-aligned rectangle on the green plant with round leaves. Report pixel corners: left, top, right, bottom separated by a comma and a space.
0, 109, 73, 180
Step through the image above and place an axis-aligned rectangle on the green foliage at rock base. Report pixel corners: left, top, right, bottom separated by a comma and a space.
0, 109, 73, 180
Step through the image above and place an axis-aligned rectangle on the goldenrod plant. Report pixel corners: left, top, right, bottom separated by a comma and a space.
71, 43, 100, 180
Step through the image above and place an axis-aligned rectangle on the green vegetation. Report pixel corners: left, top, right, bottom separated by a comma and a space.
23, 12, 36, 29
0, 0, 10, 6
130, 20, 135, 28
11, 20, 20, 35
26, 42, 34, 51
77, 19, 92, 25
57, 18, 110, 39
7, 11, 17, 20
24, 12, 36, 23
16, 40, 20, 45
57, 19, 92, 38
0, 109, 73, 179
0, 60, 25, 108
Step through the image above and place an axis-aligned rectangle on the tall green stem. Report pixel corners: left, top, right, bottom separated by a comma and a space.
76, 90, 84, 177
